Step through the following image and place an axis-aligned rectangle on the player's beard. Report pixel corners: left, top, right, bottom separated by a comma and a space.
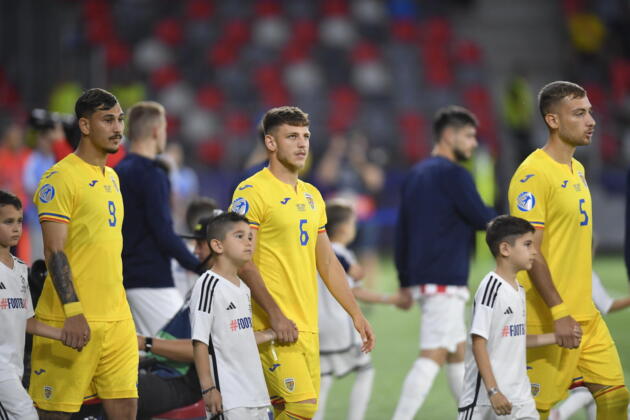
277, 149, 304, 173
453, 147, 470, 162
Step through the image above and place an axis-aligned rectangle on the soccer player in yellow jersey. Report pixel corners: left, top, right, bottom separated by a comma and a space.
29, 88, 138, 420
508, 81, 628, 419
231, 106, 375, 420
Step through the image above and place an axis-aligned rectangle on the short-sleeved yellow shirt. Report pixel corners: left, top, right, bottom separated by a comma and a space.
34, 153, 131, 321
230, 167, 327, 333
508, 149, 596, 326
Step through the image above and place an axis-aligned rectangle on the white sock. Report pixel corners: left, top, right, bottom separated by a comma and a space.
313, 375, 334, 420
551, 388, 594, 420
392, 358, 440, 420
446, 362, 464, 402
348, 367, 374, 420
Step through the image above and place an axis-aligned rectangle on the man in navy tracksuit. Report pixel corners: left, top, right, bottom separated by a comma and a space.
392, 106, 496, 420
116, 101, 201, 337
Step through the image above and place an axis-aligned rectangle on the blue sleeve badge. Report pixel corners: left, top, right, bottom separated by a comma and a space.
231, 197, 250, 216
38, 184, 56, 203
517, 192, 535, 212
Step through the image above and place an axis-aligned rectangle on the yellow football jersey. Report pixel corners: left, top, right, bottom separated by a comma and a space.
231, 167, 327, 333
508, 149, 596, 325
34, 153, 131, 321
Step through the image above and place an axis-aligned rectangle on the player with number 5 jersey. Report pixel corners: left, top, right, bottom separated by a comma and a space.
231, 106, 374, 420
508, 81, 627, 419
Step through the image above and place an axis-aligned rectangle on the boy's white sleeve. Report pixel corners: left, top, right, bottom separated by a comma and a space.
591, 272, 614, 315
470, 282, 500, 340
190, 276, 216, 346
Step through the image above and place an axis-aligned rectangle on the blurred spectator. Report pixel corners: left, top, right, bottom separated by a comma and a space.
568, 12, 606, 55
315, 131, 385, 289
501, 73, 535, 163
161, 142, 200, 232
0, 121, 31, 261
22, 124, 60, 260
116, 101, 202, 336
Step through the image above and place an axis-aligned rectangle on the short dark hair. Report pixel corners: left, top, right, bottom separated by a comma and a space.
75, 88, 118, 119
433, 105, 478, 141
326, 200, 354, 238
185, 197, 220, 233
206, 212, 250, 245
127, 101, 165, 141
485, 215, 535, 257
538, 81, 586, 119
262, 106, 309, 137
0, 190, 22, 210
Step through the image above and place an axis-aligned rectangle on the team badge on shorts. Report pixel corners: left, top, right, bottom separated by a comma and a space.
531, 383, 540, 397
39, 184, 55, 203
517, 192, 535, 212
284, 378, 295, 392
231, 197, 249, 216
44, 385, 53, 400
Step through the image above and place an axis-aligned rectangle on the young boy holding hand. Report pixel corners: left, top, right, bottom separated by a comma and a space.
458, 215, 580, 420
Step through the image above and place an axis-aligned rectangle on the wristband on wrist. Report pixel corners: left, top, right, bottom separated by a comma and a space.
550, 303, 569, 320
487, 387, 499, 398
144, 337, 153, 352
201, 386, 217, 395
63, 302, 84, 317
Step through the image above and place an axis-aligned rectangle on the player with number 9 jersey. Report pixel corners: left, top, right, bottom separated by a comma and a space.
508, 148, 596, 326
33, 153, 130, 322
231, 167, 326, 334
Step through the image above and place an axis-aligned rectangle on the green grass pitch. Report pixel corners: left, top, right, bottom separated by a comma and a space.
318, 255, 630, 420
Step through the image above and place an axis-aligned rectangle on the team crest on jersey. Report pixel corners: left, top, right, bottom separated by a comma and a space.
284, 378, 295, 392
304, 193, 315, 210
44, 385, 53, 400
531, 383, 540, 397
39, 184, 55, 203
516, 192, 535, 212
231, 197, 249, 216
110, 176, 120, 192
577, 171, 588, 188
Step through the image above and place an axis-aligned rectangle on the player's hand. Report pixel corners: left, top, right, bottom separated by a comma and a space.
572, 324, 582, 342
490, 391, 512, 416
395, 288, 414, 310
202, 389, 222, 417
62, 313, 90, 351
269, 312, 298, 344
554, 315, 581, 349
137, 335, 145, 350
353, 314, 375, 353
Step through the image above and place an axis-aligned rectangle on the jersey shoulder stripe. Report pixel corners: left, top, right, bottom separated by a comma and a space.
480, 276, 502, 308
198, 274, 219, 313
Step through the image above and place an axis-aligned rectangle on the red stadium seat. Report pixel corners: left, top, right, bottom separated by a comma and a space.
391, 19, 418, 43
155, 18, 184, 46
185, 0, 215, 21
196, 85, 224, 110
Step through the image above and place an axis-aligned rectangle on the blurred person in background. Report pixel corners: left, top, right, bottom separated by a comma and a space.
315, 131, 385, 291
22, 123, 60, 261
171, 196, 220, 299
0, 120, 31, 261
116, 101, 202, 337
161, 142, 199, 233
393, 106, 496, 420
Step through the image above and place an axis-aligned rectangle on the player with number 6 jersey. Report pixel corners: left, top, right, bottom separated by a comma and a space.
230, 106, 374, 420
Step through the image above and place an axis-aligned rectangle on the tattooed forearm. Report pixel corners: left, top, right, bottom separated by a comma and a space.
48, 251, 78, 304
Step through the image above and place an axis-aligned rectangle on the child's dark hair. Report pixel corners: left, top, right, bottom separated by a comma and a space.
206, 212, 250, 245
0, 190, 22, 210
486, 215, 534, 257
325, 200, 354, 238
